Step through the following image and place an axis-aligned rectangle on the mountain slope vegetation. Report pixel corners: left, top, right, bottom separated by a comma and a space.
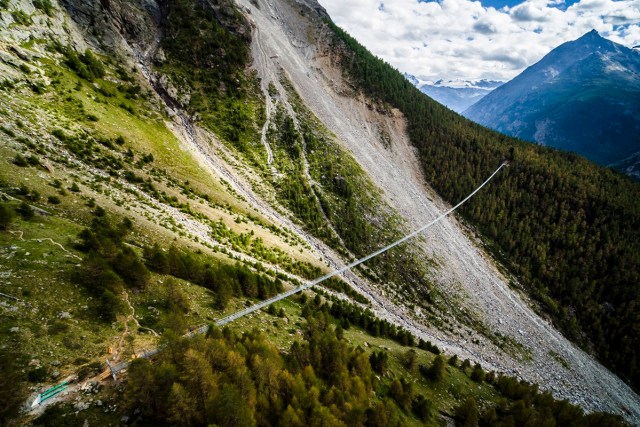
0, 0, 639, 424
328, 23, 640, 391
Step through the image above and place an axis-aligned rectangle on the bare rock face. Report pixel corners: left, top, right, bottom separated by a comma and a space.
292, 0, 329, 20
156, 73, 190, 107
58, 0, 162, 57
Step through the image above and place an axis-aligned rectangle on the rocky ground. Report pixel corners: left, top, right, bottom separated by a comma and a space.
228, 0, 640, 421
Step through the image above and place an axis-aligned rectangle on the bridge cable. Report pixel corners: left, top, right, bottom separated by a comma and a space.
214, 161, 508, 327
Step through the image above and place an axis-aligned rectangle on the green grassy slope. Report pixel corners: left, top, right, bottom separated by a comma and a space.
0, 7, 329, 421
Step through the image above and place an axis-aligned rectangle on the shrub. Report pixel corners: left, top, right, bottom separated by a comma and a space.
421, 355, 445, 382
12, 10, 32, 26
27, 155, 40, 166
63, 47, 105, 81
63, 334, 83, 350
471, 363, 486, 383
73, 357, 90, 366
47, 195, 60, 204
412, 395, 432, 421
27, 367, 49, 383
16, 201, 34, 220
113, 246, 150, 289
47, 320, 69, 335
402, 349, 418, 373
81, 49, 105, 79
455, 397, 479, 427
1, 126, 16, 137
77, 365, 93, 381
0, 203, 14, 230
13, 154, 28, 167
448, 354, 459, 366
51, 128, 67, 141
461, 358, 471, 370
33, 0, 54, 15
31, 81, 45, 94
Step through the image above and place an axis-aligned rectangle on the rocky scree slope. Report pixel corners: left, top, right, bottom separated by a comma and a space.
233, 0, 640, 420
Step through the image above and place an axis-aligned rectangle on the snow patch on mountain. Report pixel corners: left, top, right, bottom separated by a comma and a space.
402, 73, 503, 112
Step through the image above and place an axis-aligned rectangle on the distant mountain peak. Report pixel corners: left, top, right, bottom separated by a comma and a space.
403, 72, 420, 86
575, 29, 612, 48
418, 79, 502, 113
583, 29, 600, 38
465, 32, 640, 175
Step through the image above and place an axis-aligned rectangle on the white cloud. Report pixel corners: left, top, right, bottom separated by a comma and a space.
318, 0, 640, 81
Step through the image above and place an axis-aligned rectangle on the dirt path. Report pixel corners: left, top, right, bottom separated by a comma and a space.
236, 0, 640, 421
8, 229, 82, 260
122, 290, 158, 338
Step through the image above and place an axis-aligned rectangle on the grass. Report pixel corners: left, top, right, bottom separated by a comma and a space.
343, 327, 500, 417
0, 211, 116, 379
39, 61, 236, 209
1, 27, 522, 427
0, 40, 337, 401
1, 55, 320, 267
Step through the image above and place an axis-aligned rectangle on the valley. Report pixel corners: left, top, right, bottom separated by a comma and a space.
0, 0, 639, 425
235, 0, 640, 419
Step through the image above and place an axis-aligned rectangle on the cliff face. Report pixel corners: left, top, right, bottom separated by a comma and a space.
1, 0, 639, 422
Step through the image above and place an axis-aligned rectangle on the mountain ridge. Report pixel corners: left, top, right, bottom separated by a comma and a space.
464, 30, 640, 175
403, 73, 503, 112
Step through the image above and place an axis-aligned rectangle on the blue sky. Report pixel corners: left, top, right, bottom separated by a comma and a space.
476, 0, 522, 7
475, 0, 579, 9
319, 0, 640, 81
420, 0, 532, 8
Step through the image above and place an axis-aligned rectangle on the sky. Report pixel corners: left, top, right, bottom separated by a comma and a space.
317, 0, 640, 82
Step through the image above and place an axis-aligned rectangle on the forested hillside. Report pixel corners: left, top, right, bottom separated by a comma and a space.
30, 291, 627, 426
329, 23, 640, 391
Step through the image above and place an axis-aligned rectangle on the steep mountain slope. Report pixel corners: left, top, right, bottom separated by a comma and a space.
464, 30, 640, 174
417, 79, 502, 113
234, 0, 640, 419
330, 14, 640, 398
0, 0, 639, 424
